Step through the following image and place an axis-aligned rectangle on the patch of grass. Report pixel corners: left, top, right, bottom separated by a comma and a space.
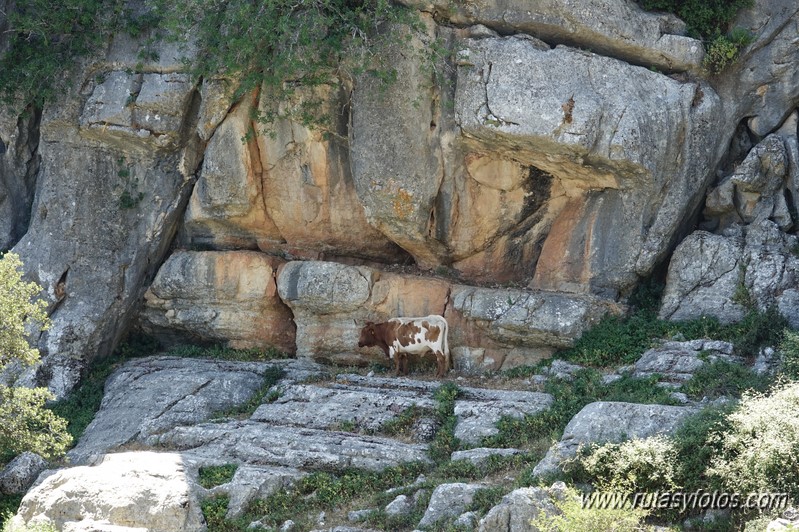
165, 343, 289, 362
483, 370, 678, 451
201, 495, 235, 531
378, 405, 429, 438
429, 383, 461, 463
468, 485, 506, 514
681, 360, 770, 400
199, 464, 238, 489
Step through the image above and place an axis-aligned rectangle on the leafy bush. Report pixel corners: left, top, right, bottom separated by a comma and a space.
637, 0, 753, 39
779, 329, 799, 379
429, 382, 461, 462
0, 253, 71, 461
574, 436, 681, 494
531, 485, 652, 532
672, 404, 733, 493
708, 381, 799, 498
0, 0, 132, 107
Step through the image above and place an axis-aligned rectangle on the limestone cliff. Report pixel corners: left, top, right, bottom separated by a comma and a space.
0, 0, 798, 396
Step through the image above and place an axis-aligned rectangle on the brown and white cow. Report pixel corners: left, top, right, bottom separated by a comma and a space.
358, 315, 451, 377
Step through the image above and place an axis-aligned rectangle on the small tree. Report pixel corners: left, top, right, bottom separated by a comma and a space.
0, 253, 71, 460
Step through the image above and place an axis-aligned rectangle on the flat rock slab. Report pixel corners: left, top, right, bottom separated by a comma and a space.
533, 401, 695, 477
69, 356, 327, 464
207, 464, 306, 519
450, 448, 524, 465
336, 374, 554, 445
419, 482, 486, 528
150, 422, 432, 472
634, 339, 740, 383
252, 383, 437, 432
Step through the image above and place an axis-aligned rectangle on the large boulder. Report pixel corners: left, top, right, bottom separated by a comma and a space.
139, 250, 296, 353
532, 401, 695, 477
661, 125, 799, 328
9, 452, 205, 532
479, 483, 566, 532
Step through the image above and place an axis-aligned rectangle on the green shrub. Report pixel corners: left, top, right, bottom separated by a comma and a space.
636, 0, 753, 39
429, 382, 461, 462
779, 329, 799, 379
708, 381, 799, 499
573, 436, 681, 494
703, 28, 754, 73
531, 485, 652, 532
672, 403, 734, 493
681, 359, 769, 399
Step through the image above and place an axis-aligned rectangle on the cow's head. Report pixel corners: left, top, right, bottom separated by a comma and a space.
358, 321, 378, 348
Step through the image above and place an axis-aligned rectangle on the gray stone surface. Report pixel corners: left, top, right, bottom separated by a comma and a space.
251, 382, 436, 434
450, 448, 524, 465
0, 452, 47, 495
533, 402, 695, 477
69, 356, 326, 464
454, 388, 554, 444
478, 484, 563, 532
385, 494, 413, 516
399, 0, 704, 73
451, 286, 620, 349
419, 482, 486, 528
455, 35, 722, 295
633, 339, 740, 383
0, 108, 39, 251
9, 452, 204, 532
152, 423, 432, 471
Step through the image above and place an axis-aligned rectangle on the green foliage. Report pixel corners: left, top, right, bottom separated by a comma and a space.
0, 495, 23, 530
0, 253, 48, 369
560, 311, 723, 367
680, 359, 769, 399
637, 0, 753, 39
199, 464, 238, 489
703, 27, 754, 73
0, 0, 132, 107
726, 306, 788, 358
150, 0, 416, 129
708, 381, 799, 499
468, 485, 507, 515
0, 253, 71, 462
573, 435, 682, 494
378, 405, 426, 438
484, 370, 677, 450
201, 495, 232, 531
672, 403, 734, 493
165, 343, 287, 362
780, 329, 799, 379
429, 382, 461, 463
530, 486, 652, 532
0, 386, 71, 461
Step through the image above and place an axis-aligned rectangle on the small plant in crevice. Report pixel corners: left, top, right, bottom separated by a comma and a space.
428, 382, 461, 463
115, 157, 144, 210
198, 464, 238, 489
703, 27, 755, 74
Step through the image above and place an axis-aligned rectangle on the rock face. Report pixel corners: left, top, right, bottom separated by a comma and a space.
277, 259, 621, 368
418, 482, 486, 528
661, 120, 799, 328
139, 250, 296, 353
10, 452, 205, 532
398, 0, 704, 73
633, 339, 740, 385
0, 452, 47, 495
533, 401, 695, 477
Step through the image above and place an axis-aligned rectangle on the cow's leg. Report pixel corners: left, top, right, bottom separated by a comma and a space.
434, 350, 445, 378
